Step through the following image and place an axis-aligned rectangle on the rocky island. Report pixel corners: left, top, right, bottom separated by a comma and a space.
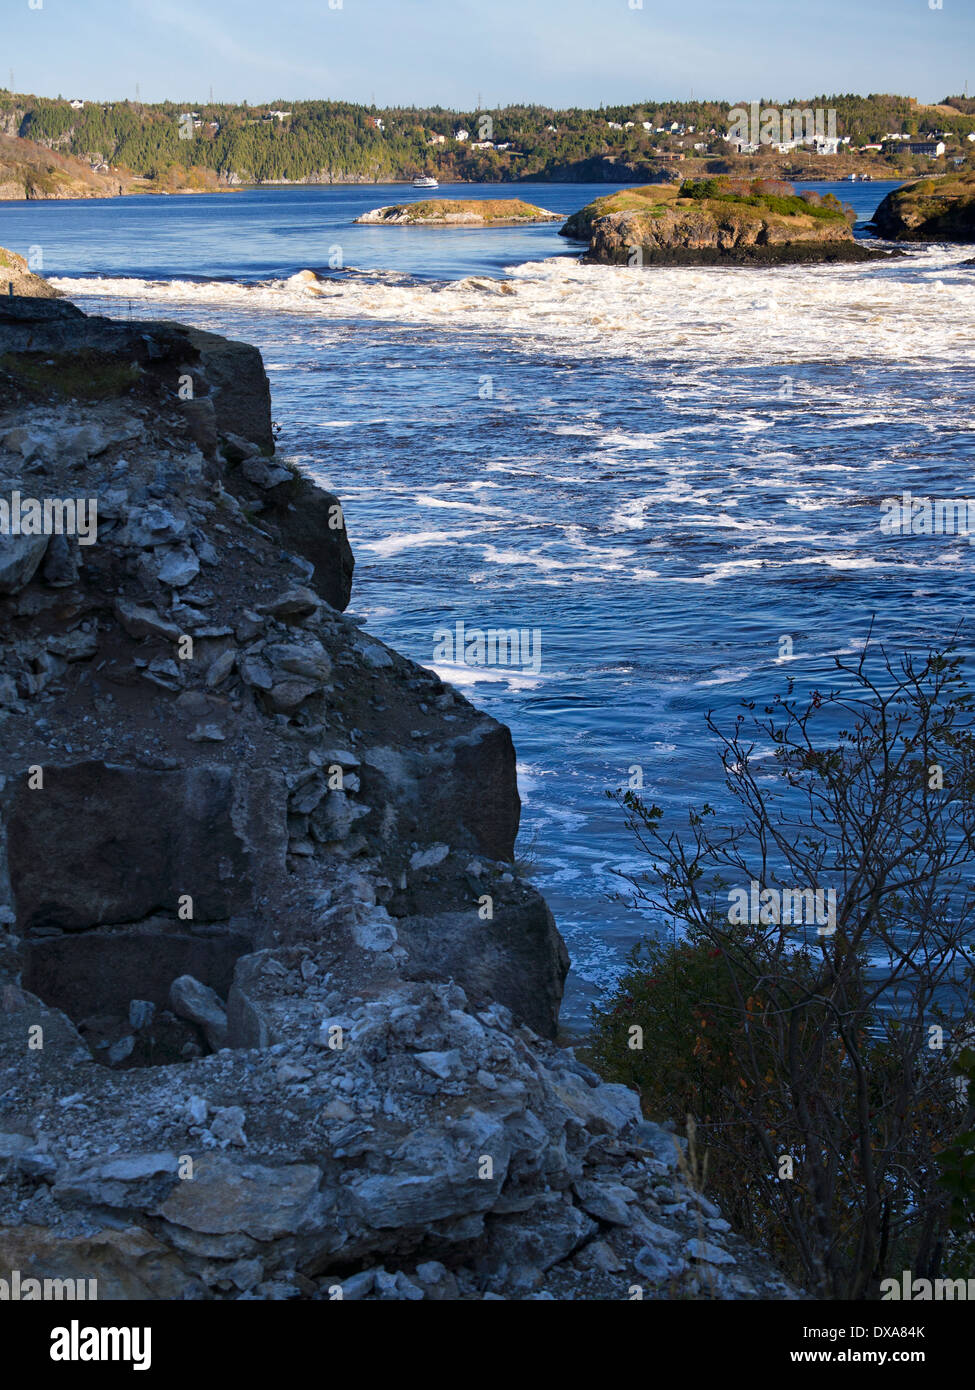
355, 198, 562, 225
871, 170, 975, 241
0, 257, 796, 1301
561, 177, 887, 265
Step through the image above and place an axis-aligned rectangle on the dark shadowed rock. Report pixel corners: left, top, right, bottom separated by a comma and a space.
5, 761, 285, 932
178, 325, 274, 452
397, 889, 569, 1039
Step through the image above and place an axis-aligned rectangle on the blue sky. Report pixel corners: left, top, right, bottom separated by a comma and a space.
4, 0, 972, 108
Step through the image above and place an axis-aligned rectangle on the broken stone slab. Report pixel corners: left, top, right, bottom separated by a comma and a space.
169, 975, 228, 1050
544, 1070, 644, 1135
572, 1179, 632, 1226
121, 505, 187, 548
265, 639, 331, 683
687, 1238, 737, 1266
153, 1154, 330, 1242
634, 1243, 684, 1283
46, 628, 98, 662
264, 678, 321, 715
414, 1049, 462, 1080
53, 1152, 183, 1210
114, 598, 182, 643
0, 533, 50, 594
241, 457, 293, 489
155, 546, 200, 588
256, 587, 320, 620
221, 432, 263, 463
205, 649, 236, 689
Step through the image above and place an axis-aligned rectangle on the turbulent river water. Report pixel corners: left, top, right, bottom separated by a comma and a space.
5, 179, 974, 1028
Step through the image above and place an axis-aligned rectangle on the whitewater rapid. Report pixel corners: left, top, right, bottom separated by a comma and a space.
51, 243, 975, 368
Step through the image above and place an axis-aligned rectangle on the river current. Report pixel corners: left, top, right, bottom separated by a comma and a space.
5, 179, 973, 1027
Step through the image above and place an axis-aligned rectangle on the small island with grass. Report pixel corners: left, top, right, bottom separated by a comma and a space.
871, 170, 975, 241
355, 197, 562, 226
561, 177, 890, 265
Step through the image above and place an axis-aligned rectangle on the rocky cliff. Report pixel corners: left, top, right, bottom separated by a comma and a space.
0, 132, 127, 201
871, 171, 975, 241
562, 179, 886, 266
0, 285, 796, 1301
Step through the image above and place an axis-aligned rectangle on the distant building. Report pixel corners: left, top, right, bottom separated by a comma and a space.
427, 133, 447, 145
454, 128, 470, 141
607, 121, 623, 130
726, 136, 759, 154
470, 140, 494, 149
884, 139, 946, 157
69, 98, 85, 110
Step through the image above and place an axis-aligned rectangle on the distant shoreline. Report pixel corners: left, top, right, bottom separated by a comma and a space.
0, 173, 904, 204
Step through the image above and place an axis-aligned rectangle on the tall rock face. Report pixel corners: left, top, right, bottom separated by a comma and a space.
0, 287, 794, 1301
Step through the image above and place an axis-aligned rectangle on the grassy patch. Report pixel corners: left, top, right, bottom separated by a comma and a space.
0, 350, 142, 399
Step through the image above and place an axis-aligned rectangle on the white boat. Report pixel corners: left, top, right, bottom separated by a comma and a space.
412, 176, 439, 189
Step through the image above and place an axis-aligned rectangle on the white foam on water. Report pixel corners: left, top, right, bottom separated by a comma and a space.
51, 243, 975, 368
359, 528, 481, 557
427, 661, 545, 692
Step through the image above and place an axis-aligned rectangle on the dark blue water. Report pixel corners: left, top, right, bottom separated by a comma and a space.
6, 179, 974, 1028
0, 179, 891, 283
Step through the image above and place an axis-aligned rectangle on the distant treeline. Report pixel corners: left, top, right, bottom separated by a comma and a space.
1, 91, 974, 184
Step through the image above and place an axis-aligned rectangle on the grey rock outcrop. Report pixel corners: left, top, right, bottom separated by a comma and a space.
0, 287, 794, 1301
